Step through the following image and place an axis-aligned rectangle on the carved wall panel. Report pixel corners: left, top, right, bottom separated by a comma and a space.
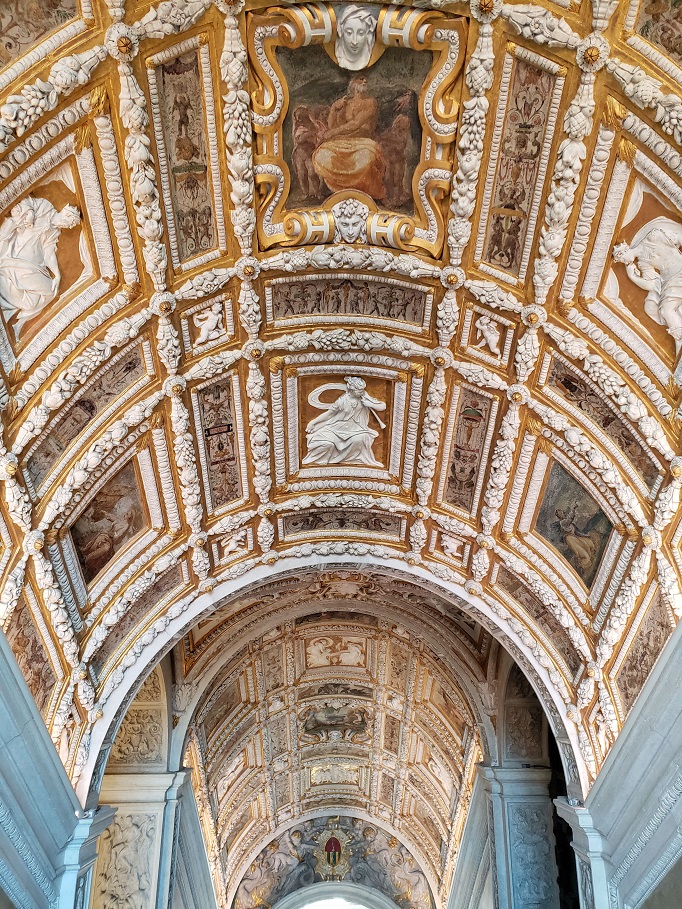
109, 666, 166, 769
92, 813, 158, 909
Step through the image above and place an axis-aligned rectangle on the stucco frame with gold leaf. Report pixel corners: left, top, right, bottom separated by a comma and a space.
247, 3, 466, 258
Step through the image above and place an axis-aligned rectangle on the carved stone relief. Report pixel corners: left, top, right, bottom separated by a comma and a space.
508, 804, 557, 908
0, 194, 82, 341
108, 707, 164, 767
92, 813, 158, 909
303, 377, 386, 468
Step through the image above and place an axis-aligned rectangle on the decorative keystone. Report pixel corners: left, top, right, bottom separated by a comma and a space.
163, 375, 186, 397
507, 384, 529, 405
641, 526, 661, 549
470, 0, 502, 22
441, 266, 465, 289
576, 33, 610, 72
150, 291, 176, 316
521, 305, 546, 327
244, 340, 265, 361
24, 530, 45, 555
0, 454, 18, 479
236, 256, 261, 281
430, 347, 453, 369
105, 23, 140, 62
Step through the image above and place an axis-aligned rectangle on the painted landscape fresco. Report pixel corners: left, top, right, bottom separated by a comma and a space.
70, 461, 147, 583
158, 50, 215, 261
534, 461, 613, 588
278, 45, 430, 213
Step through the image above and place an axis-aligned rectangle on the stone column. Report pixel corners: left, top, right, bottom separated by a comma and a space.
554, 799, 613, 909
90, 770, 187, 909
479, 766, 560, 909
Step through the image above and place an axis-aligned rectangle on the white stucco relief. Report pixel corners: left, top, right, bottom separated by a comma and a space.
302, 376, 386, 467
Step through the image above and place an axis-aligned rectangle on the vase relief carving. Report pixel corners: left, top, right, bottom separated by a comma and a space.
303, 376, 386, 467
0, 196, 82, 339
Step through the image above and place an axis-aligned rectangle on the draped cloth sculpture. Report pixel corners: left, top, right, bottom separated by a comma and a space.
0, 196, 81, 339
303, 376, 386, 467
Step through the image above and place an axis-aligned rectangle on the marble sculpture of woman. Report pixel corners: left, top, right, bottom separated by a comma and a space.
302, 376, 386, 467
0, 195, 81, 339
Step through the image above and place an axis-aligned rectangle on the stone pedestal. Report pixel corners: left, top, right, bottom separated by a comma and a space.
57, 806, 116, 909
554, 799, 613, 909
90, 770, 187, 909
479, 766, 560, 909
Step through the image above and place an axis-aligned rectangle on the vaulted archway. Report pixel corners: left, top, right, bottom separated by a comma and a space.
0, 0, 682, 907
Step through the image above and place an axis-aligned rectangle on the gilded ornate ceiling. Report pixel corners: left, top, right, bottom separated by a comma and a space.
2, 0, 682, 902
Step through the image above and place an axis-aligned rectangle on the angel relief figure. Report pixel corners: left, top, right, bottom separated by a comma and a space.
0, 196, 81, 340
613, 217, 682, 353
302, 376, 386, 467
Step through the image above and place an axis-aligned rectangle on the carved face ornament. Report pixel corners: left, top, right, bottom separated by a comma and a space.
335, 5, 378, 70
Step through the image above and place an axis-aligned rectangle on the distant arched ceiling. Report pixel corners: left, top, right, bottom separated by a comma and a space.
1, 0, 682, 898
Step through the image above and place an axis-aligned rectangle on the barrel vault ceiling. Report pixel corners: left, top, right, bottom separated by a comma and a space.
2, 0, 682, 901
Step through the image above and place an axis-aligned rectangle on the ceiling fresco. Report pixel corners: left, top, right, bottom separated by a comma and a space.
2, 0, 682, 903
